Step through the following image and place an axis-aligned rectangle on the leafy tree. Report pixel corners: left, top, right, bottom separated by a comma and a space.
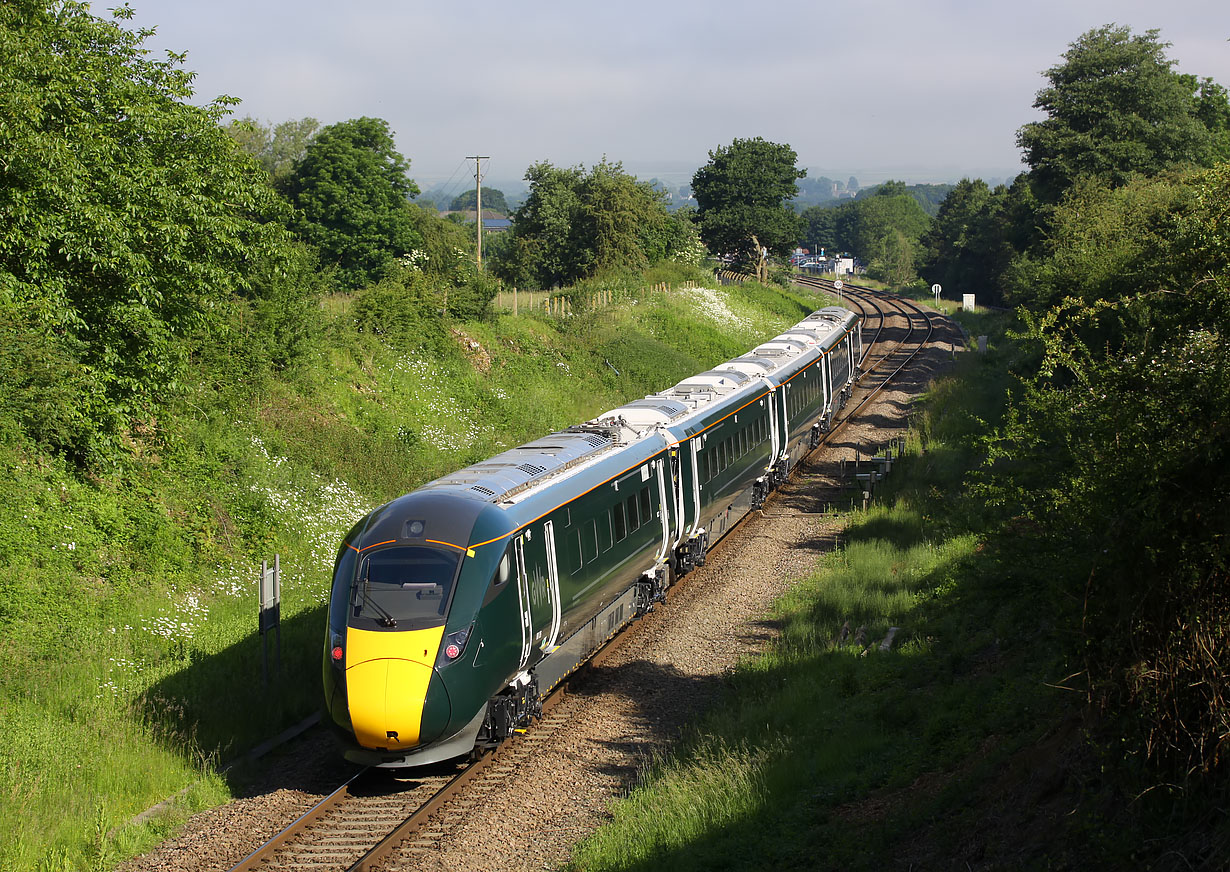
832, 190, 930, 270
869, 228, 918, 287
283, 117, 421, 289
692, 137, 805, 282
0, 0, 291, 461
856, 179, 908, 199
495, 159, 685, 288
226, 116, 320, 182
578, 160, 669, 274
449, 187, 510, 215
501, 162, 588, 288
405, 204, 474, 281
799, 205, 840, 256
918, 178, 1023, 304
854, 180, 954, 216
1018, 25, 1230, 205
1001, 173, 1190, 309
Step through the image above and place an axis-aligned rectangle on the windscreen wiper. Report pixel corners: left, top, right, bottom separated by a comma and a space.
354, 575, 398, 627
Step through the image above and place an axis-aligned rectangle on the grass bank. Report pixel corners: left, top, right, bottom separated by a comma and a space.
0, 270, 830, 871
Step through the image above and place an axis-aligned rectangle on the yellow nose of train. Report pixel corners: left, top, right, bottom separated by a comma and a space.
345, 626, 447, 750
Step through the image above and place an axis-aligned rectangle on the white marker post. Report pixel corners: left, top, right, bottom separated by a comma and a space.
932, 283, 941, 304
833, 279, 843, 301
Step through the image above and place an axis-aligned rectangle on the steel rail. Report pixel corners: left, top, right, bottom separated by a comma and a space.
226, 767, 369, 871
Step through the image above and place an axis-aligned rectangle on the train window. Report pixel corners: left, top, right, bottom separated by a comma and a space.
582, 519, 599, 563
626, 493, 640, 532
613, 503, 627, 542
328, 544, 359, 637
568, 530, 583, 574
482, 545, 514, 606
638, 486, 652, 523
600, 512, 613, 552
350, 545, 461, 630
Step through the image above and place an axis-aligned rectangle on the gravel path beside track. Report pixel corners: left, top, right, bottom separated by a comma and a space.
121, 299, 961, 872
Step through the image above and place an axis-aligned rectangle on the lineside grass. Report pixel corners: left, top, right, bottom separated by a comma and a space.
568, 311, 1075, 871
0, 274, 827, 870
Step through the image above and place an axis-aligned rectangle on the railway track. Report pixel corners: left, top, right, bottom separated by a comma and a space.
220, 280, 946, 872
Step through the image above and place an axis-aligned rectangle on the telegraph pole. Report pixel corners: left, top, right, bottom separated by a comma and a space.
466, 155, 489, 270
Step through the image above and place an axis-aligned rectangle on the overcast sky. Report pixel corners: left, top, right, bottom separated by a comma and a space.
125, 0, 1228, 195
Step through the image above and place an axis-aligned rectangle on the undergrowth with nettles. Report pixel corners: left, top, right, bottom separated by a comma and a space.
0, 265, 827, 871
568, 307, 1082, 871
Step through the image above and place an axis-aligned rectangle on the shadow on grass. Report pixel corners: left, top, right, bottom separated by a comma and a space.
139, 603, 329, 790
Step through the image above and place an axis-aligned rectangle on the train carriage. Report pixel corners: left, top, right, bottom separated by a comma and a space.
324, 305, 861, 766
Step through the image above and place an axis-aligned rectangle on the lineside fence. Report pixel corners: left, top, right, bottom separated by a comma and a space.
493, 280, 704, 317
716, 269, 750, 285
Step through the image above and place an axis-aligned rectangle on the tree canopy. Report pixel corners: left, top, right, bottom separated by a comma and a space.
494, 160, 694, 289
283, 117, 421, 289
1018, 25, 1230, 205
449, 187, 510, 215
225, 116, 320, 183
692, 138, 805, 282
917, 178, 1022, 304
0, 0, 291, 459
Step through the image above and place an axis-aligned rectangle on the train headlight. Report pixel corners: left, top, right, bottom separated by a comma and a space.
330, 633, 344, 664
439, 624, 473, 664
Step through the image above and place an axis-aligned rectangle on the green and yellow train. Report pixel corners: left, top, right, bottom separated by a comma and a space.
323, 305, 863, 766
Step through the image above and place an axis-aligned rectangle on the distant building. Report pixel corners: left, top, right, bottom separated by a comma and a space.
798, 255, 857, 276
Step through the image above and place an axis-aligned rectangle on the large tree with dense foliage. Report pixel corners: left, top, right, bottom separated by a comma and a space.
834, 185, 930, 263
495, 159, 692, 289
0, 0, 291, 461
917, 178, 1030, 305
1018, 25, 1230, 206
449, 187, 510, 215
692, 137, 805, 282
283, 117, 421, 289
799, 205, 840, 257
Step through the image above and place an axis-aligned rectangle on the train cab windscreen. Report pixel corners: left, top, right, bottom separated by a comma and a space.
349, 546, 462, 630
